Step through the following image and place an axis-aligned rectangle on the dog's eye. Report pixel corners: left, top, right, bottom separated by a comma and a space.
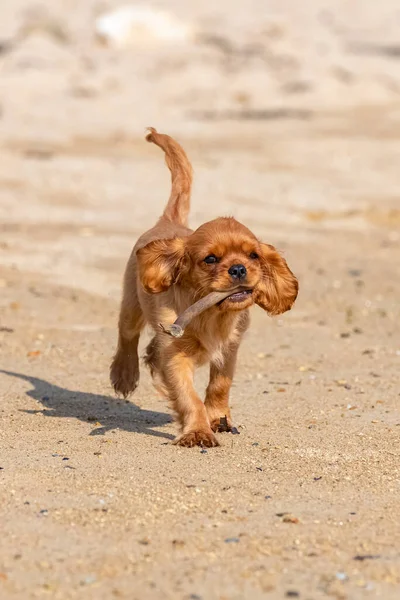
250, 252, 259, 259
204, 254, 218, 264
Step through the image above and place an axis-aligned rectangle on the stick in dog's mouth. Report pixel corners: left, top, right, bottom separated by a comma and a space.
160, 288, 252, 338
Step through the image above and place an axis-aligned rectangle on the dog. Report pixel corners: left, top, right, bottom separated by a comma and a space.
110, 128, 298, 447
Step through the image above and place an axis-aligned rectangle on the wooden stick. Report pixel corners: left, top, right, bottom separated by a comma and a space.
159, 290, 235, 337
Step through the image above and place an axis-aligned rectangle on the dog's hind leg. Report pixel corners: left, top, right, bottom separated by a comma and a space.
143, 335, 168, 398
143, 336, 158, 378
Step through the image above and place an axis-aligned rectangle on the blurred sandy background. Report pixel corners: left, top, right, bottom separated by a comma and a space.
0, 2, 399, 599
2, 0, 400, 137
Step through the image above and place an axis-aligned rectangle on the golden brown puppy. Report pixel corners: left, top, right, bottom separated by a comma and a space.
110, 128, 298, 447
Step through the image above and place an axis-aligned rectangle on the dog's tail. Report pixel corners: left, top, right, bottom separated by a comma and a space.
146, 127, 193, 226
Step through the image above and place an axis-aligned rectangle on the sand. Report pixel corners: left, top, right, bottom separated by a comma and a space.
0, 1, 399, 598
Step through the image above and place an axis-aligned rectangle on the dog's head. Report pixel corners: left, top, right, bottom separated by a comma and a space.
136, 217, 298, 315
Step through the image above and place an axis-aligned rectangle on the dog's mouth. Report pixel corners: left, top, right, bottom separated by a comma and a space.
217, 289, 253, 305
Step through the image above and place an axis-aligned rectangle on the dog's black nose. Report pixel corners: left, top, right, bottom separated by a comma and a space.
228, 264, 247, 281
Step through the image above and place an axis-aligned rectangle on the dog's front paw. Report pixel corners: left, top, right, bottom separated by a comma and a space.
174, 429, 219, 448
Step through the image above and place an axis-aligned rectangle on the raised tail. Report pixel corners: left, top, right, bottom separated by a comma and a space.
146, 127, 193, 226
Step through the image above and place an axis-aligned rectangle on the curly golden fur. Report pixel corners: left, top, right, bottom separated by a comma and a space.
110, 128, 298, 447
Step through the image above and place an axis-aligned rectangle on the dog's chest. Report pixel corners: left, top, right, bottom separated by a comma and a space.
195, 313, 241, 366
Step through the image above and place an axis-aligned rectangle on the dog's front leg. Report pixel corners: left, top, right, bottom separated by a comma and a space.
204, 312, 249, 433
204, 343, 239, 433
162, 341, 219, 447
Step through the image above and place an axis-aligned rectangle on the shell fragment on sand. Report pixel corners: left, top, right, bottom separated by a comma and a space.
95, 6, 192, 47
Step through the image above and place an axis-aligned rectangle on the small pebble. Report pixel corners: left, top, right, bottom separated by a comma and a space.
282, 514, 299, 524
348, 269, 362, 277
81, 575, 97, 586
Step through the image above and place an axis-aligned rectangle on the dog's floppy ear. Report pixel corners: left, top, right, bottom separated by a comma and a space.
136, 237, 187, 293
254, 243, 298, 315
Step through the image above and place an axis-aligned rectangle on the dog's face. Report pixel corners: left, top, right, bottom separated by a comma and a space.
137, 217, 298, 315
183, 218, 266, 312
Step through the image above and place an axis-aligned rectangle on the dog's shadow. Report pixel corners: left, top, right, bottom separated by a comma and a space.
1, 369, 174, 440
